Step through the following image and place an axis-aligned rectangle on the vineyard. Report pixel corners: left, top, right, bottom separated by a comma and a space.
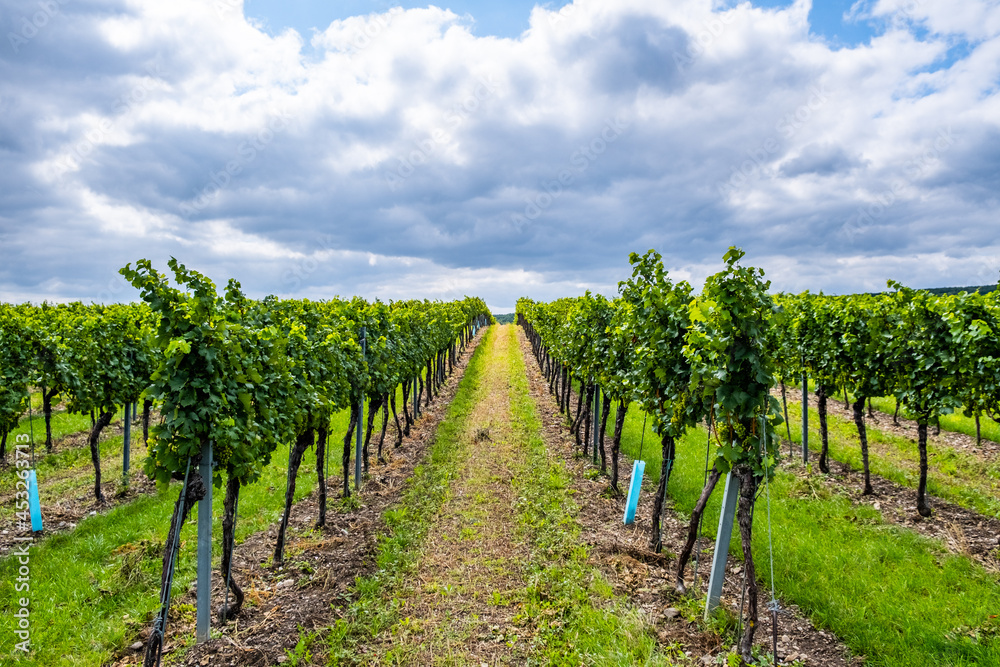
1, 252, 999, 666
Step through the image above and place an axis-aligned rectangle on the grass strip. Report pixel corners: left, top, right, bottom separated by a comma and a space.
1, 408, 125, 491
867, 395, 1000, 446
791, 381, 1000, 446
617, 410, 1000, 666
2, 432, 143, 505
781, 400, 1000, 518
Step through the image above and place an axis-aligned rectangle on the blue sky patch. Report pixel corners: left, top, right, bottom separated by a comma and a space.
244, 0, 574, 41
750, 0, 880, 47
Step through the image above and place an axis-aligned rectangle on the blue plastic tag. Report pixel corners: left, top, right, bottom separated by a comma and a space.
623, 459, 645, 525
28, 469, 43, 532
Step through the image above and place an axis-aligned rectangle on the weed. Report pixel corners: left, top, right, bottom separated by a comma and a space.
786, 473, 831, 500
285, 628, 316, 666
338, 493, 361, 512
102, 539, 161, 594
945, 615, 1000, 645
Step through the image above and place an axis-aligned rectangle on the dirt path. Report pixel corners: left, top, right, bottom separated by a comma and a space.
366, 323, 533, 665
359, 325, 692, 666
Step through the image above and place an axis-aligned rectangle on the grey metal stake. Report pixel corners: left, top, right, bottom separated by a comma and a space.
705, 469, 740, 620
122, 402, 131, 486
355, 327, 366, 491
196, 440, 213, 643
801, 371, 809, 463
592, 385, 600, 465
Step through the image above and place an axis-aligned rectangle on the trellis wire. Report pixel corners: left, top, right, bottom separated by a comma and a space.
763, 424, 780, 665
223, 486, 240, 624
637, 412, 647, 461
691, 416, 712, 589
152, 456, 193, 667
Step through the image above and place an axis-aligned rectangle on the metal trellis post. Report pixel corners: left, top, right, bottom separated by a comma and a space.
122, 402, 131, 486
592, 385, 600, 465
801, 371, 809, 463
196, 440, 213, 643
355, 327, 366, 491
705, 469, 740, 620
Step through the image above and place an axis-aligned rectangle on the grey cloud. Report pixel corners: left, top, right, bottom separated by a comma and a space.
1, 1, 999, 308
779, 143, 865, 177
559, 12, 690, 95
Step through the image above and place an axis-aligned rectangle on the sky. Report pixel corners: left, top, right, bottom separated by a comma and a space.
1, 0, 998, 313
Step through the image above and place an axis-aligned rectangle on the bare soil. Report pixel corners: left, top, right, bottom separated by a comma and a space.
107, 331, 486, 667
517, 328, 858, 667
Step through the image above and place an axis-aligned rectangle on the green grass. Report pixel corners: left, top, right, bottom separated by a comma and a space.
2, 409, 121, 479
617, 408, 1000, 666
788, 379, 1000, 445
12, 390, 87, 434
780, 400, 1000, 519
867, 395, 1000, 446
0, 407, 352, 666
7, 410, 118, 459
0, 423, 133, 498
